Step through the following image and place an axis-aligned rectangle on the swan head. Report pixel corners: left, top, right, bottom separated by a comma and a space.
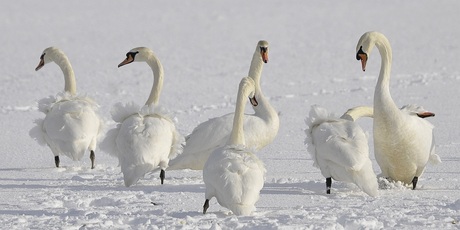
35, 47, 64, 71
257, 40, 269, 63
118, 47, 153, 67
240, 77, 258, 106
356, 31, 382, 72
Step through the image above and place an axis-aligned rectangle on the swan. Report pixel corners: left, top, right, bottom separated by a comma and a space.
167, 40, 279, 174
29, 47, 102, 169
100, 47, 183, 187
203, 77, 266, 215
305, 105, 378, 197
356, 31, 441, 189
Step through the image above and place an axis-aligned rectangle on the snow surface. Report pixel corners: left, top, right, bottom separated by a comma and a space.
1, 0, 460, 229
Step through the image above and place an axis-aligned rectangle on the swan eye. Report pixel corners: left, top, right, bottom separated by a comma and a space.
356, 46, 367, 60
40, 53, 45, 59
126, 51, 139, 59
260, 47, 268, 53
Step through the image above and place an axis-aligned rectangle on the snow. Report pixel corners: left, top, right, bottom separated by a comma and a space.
1, 0, 460, 229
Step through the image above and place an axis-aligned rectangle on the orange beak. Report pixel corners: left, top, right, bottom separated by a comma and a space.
358, 53, 367, 71
249, 96, 258, 107
261, 51, 268, 63
35, 58, 45, 71
417, 111, 435, 118
118, 55, 134, 68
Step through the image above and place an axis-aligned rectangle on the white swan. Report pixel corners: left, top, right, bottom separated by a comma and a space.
305, 105, 378, 197
167, 40, 279, 173
100, 47, 183, 187
29, 47, 102, 169
356, 31, 441, 189
203, 77, 266, 215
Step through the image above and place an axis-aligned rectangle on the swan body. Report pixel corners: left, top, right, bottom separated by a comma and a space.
100, 47, 183, 187
203, 77, 266, 215
305, 105, 378, 197
30, 47, 101, 168
168, 40, 279, 172
356, 31, 440, 189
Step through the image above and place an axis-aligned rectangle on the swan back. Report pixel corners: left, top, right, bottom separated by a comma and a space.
305, 105, 378, 196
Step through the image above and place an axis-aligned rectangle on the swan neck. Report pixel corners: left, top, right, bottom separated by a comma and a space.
55, 55, 77, 95
340, 106, 374, 121
229, 87, 247, 146
248, 52, 263, 88
249, 51, 270, 114
375, 38, 393, 91
374, 35, 400, 113
145, 55, 164, 106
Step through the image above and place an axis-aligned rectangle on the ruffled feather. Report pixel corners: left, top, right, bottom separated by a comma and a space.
30, 91, 102, 157
101, 102, 184, 170
304, 105, 339, 168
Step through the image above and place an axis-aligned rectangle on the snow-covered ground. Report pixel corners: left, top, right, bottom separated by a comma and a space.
1, 1, 460, 229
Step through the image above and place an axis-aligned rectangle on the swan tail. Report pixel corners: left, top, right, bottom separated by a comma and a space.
168, 125, 185, 160
99, 125, 122, 159
352, 161, 379, 197
228, 203, 255, 216
122, 163, 155, 187
167, 152, 204, 170
428, 133, 441, 165
429, 153, 441, 165
29, 119, 47, 146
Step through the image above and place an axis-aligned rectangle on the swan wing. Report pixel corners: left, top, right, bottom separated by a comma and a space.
312, 121, 369, 171
168, 113, 234, 170
168, 113, 267, 170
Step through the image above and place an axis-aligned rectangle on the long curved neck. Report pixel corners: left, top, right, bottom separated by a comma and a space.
229, 87, 248, 146
54, 54, 76, 95
340, 106, 374, 121
145, 54, 164, 106
374, 35, 398, 112
248, 51, 263, 91
248, 50, 276, 118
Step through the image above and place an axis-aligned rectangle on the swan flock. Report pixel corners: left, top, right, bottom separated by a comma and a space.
29, 33, 440, 215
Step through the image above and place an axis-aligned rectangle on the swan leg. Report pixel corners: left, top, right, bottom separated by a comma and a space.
326, 177, 332, 194
203, 199, 210, 214
412, 176, 418, 190
160, 169, 165, 184
54, 156, 60, 168
90, 150, 95, 169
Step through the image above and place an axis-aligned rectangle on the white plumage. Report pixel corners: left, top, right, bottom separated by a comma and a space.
29, 47, 102, 169
203, 77, 266, 216
305, 105, 378, 197
356, 31, 441, 189
168, 40, 279, 173
100, 47, 183, 187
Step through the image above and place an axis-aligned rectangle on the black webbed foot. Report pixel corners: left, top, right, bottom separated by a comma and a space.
90, 150, 95, 169
412, 176, 418, 190
54, 156, 60, 168
160, 169, 165, 184
203, 199, 210, 214
326, 177, 332, 194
